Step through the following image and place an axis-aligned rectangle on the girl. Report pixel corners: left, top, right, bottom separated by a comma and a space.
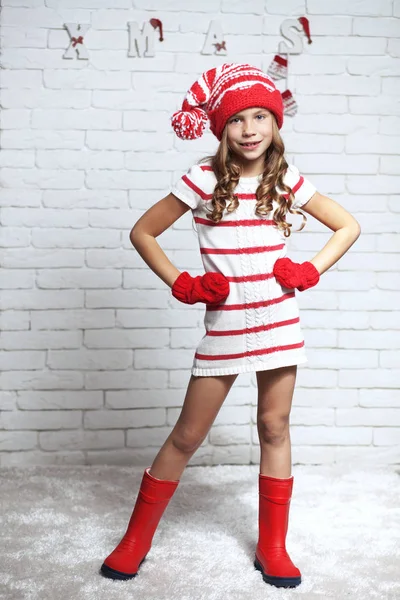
100, 63, 361, 588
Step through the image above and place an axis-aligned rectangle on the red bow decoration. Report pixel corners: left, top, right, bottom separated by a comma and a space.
71, 36, 84, 48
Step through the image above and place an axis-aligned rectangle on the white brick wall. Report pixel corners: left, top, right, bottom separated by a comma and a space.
0, 0, 399, 467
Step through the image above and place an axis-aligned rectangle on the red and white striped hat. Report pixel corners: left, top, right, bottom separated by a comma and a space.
171, 63, 284, 141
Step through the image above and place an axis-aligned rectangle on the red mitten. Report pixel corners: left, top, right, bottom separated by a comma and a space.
172, 271, 230, 305
273, 257, 320, 292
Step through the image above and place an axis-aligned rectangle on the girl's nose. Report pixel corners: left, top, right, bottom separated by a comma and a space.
243, 122, 256, 134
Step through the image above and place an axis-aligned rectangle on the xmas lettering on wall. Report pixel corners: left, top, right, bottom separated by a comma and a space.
63, 17, 312, 118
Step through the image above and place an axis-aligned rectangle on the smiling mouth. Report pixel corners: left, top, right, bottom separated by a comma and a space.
240, 141, 261, 148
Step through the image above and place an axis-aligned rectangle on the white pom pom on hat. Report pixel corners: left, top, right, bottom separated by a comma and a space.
171, 103, 209, 140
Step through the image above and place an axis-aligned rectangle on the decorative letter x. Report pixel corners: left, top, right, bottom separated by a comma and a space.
63, 23, 91, 60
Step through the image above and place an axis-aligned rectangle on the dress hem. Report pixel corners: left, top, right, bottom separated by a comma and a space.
191, 355, 308, 377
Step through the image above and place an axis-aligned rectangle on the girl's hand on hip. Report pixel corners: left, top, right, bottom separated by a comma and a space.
171, 271, 230, 305
273, 257, 320, 292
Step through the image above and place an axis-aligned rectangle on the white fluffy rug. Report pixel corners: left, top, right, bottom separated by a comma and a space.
0, 464, 399, 600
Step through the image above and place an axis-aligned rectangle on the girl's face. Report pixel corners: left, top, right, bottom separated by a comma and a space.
225, 106, 273, 173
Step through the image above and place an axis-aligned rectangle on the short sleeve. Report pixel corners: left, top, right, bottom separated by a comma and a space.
171, 163, 204, 210
283, 164, 317, 210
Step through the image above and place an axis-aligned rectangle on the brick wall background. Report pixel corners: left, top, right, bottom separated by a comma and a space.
0, 0, 399, 467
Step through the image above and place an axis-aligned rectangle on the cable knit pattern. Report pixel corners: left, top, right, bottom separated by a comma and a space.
170, 161, 317, 377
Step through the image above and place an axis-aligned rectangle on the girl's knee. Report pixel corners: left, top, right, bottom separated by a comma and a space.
170, 426, 206, 454
257, 414, 290, 445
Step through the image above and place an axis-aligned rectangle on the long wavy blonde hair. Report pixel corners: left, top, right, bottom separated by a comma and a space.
198, 113, 307, 238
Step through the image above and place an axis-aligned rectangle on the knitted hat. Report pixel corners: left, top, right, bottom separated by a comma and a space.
171, 63, 284, 141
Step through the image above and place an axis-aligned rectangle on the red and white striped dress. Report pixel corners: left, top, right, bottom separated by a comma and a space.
171, 161, 317, 377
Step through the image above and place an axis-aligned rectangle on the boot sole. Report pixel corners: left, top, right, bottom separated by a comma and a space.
100, 556, 147, 580
254, 556, 301, 588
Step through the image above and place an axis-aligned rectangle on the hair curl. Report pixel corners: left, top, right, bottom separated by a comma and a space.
197, 114, 307, 238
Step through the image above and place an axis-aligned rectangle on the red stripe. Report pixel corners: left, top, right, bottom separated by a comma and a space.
208, 72, 270, 106
194, 217, 275, 227
206, 291, 295, 312
206, 316, 300, 337
200, 243, 284, 255
191, 80, 207, 104
273, 54, 288, 67
292, 176, 304, 195
226, 272, 275, 283
181, 183, 259, 202
184, 168, 305, 203
195, 340, 304, 361
182, 174, 209, 200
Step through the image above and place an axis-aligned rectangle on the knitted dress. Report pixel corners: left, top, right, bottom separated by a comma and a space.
171, 161, 317, 377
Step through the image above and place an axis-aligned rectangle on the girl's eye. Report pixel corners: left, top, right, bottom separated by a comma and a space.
230, 115, 266, 123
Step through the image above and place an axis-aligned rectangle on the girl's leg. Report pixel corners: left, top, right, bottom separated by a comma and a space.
254, 365, 301, 588
150, 372, 238, 480
255, 365, 297, 478
101, 372, 238, 580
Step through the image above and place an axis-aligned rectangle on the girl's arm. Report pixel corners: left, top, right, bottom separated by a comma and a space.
130, 193, 191, 288
132, 234, 181, 289
299, 192, 361, 275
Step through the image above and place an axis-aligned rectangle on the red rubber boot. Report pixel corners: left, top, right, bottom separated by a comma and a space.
254, 474, 302, 588
100, 467, 180, 580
